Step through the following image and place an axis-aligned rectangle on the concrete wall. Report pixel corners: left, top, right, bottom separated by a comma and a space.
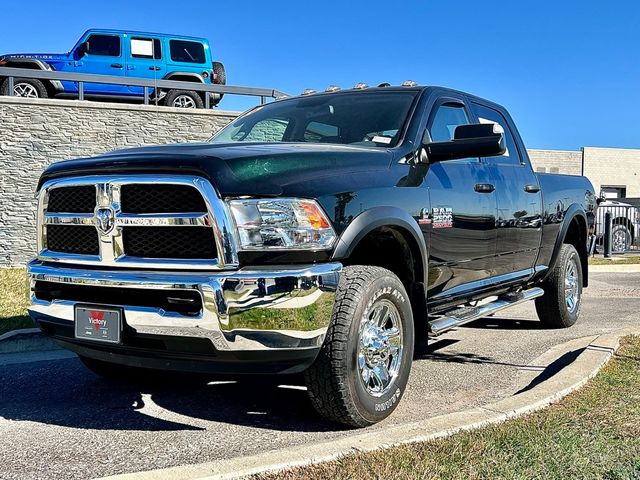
582, 146, 640, 198
527, 149, 582, 176
0, 96, 237, 267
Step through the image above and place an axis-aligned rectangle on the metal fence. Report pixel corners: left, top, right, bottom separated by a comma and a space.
0, 66, 288, 108
596, 203, 640, 254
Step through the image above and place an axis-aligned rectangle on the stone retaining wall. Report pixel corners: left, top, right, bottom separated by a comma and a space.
0, 96, 237, 267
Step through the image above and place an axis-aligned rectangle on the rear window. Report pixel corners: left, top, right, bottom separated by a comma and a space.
169, 40, 205, 63
86, 34, 121, 57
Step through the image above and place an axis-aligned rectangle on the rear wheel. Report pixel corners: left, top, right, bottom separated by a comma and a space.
535, 243, 583, 328
1, 77, 48, 98
164, 89, 204, 109
305, 265, 414, 427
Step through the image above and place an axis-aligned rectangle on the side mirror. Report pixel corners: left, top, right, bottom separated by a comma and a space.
422, 123, 506, 163
77, 41, 89, 57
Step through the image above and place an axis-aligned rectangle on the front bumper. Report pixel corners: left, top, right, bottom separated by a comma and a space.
27, 260, 341, 374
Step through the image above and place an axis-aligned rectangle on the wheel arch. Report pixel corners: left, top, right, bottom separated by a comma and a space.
331, 206, 428, 318
163, 72, 205, 83
546, 204, 589, 287
1, 59, 59, 95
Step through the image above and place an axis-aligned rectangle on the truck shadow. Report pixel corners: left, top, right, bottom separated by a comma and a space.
0, 356, 341, 433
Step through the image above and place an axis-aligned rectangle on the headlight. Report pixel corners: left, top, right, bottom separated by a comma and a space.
227, 198, 337, 250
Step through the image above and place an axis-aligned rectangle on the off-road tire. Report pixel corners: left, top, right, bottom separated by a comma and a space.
535, 243, 582, 328
212, 61, 226, 85
304, 265, 414, 427
1, 77, 49, 98
164, 89, 204, 109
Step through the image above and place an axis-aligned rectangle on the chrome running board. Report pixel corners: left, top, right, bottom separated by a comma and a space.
428, 287, 545, 336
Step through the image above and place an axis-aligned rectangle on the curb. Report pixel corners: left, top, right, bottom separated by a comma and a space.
589, 264, 640, 273
96, 329, 637, 480
0, 328, 60, 354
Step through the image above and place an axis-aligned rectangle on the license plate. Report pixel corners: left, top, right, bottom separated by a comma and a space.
74, 305, 122, 344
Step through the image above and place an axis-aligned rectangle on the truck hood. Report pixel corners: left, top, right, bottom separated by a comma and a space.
38, 142, 394, 197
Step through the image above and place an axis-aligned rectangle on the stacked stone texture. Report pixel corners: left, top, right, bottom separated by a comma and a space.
0, 97, 237, 267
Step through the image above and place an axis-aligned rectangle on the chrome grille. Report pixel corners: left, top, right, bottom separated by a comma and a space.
46, 225, 99, 255
120, 184, 207, 213
47, 185, 96, 213
37, 175, 239, 270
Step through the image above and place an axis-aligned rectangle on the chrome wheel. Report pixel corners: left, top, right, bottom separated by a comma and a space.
358, 299, 404, 397
564, 257, 580, 314
172, 95, 196, 108
14, 82, 38, 98
612, 226, 630, 253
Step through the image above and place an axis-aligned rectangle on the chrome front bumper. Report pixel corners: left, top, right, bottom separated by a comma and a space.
27, 260, 341, 354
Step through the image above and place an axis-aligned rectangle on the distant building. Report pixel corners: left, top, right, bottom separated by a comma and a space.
528, 147, 640, 199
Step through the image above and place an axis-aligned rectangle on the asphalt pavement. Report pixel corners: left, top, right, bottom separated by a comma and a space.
1, 272, 639, 480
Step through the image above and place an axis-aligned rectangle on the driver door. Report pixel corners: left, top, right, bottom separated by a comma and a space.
74, 33, 126, 94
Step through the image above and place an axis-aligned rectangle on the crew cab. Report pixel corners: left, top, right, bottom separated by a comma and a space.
26, 83, 596, 427
0, 29, 226, 108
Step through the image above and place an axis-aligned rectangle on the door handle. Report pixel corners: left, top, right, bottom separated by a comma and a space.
110, 63, 123, 69
524, 184, 540, 193
149, 66, 161, 71
475, 183, 495, 193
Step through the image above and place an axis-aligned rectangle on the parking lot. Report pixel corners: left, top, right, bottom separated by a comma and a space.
1, 271, 638, 480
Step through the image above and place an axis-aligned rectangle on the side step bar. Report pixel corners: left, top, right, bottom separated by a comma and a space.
428, 287, 545, 336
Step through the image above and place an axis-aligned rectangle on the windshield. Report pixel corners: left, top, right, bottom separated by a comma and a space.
209, 90, 418, 148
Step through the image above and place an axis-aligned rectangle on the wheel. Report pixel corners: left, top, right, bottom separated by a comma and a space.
535, 243, 582, 328
611, 224, 632, 253
1, 77, 48, 98
212, 61, 226, 85
210, 62, 226, 107
164, 89, 204, 109
305, 265, 414, 427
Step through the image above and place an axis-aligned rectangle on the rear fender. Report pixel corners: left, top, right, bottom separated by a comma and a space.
545, 204, 589, 287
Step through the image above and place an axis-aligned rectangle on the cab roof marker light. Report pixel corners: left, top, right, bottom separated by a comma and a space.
401, 80, 417, 87
325, 85, 341, 92
353, 82, 369, 89
301, 88, 316, 96
378, 82, 391, 87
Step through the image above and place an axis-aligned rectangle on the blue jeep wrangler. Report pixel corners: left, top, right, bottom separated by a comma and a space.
0, 29, 226, 108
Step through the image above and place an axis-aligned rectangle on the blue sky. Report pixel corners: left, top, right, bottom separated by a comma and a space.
2, 0, 639, 150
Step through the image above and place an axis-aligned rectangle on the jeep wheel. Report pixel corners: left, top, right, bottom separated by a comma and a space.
164, 89, 204, 109
305, 265, 414, 427
535, 243, 582, 328
611, 224, 631, 253
1, 78, 48, 98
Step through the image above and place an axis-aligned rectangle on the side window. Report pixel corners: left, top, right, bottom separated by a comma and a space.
169, 40, 205, 64
428, 103, 469, 142
304, 121, 340, 142
472, 103, 521, 165
240, 119, 289, 142
131, 37, 162, 60
86, 35, 121, 57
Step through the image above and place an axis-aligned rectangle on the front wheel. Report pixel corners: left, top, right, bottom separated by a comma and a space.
1, 77, 49, 98
535, 243, 583, 328
305, 266, 414, 427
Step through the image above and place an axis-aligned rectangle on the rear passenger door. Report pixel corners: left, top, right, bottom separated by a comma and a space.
471, 102, 543, 278
125, 35, 166, 96
424, 97, 498, 299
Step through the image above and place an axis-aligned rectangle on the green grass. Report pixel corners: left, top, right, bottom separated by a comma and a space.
589, 255, 640, 265
0, 268, 34, 336
258, 336, 640, 480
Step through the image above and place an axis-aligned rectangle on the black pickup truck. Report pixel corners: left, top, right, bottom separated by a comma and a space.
27, 84, 596, 427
